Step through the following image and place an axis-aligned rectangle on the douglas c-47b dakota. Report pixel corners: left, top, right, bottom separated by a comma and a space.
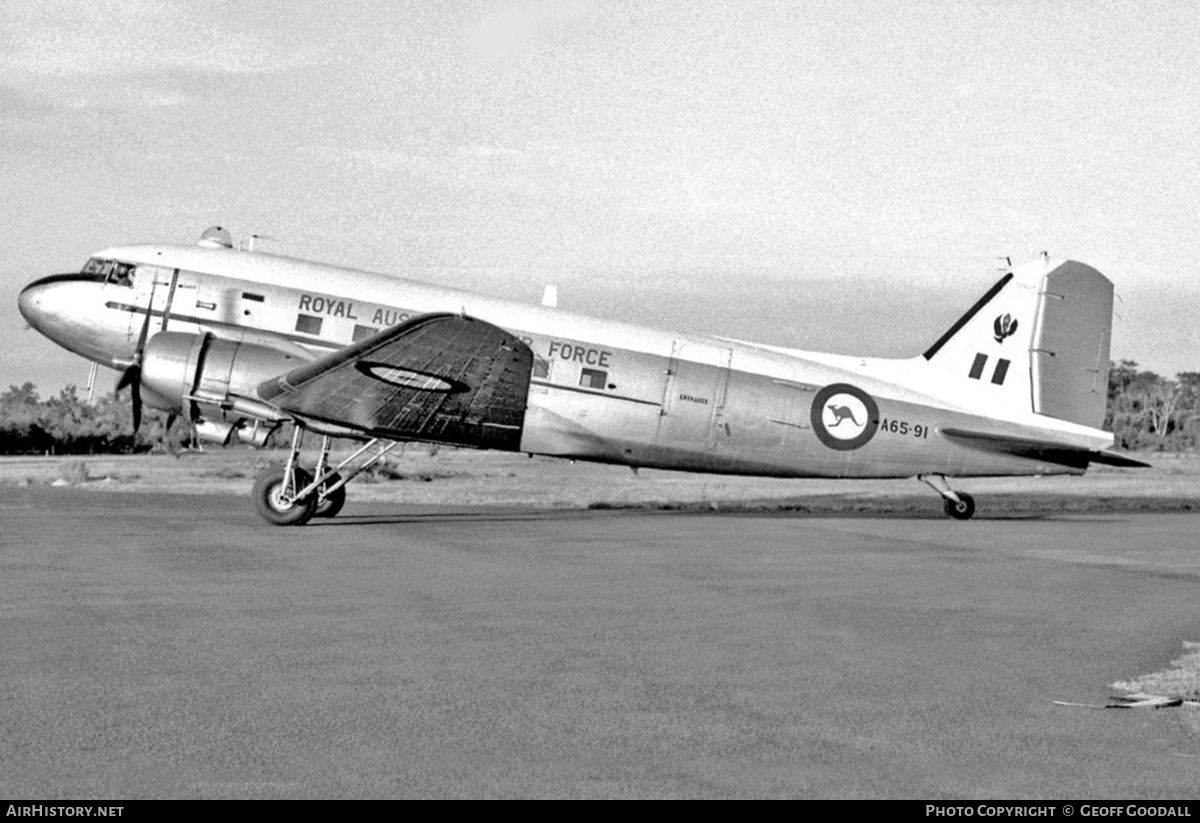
18, 227, 1147, 525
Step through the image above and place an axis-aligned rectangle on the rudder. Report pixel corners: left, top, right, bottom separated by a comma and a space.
1029, 260, 1112, 429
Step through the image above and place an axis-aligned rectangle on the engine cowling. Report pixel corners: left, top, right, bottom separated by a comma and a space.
141, 331, 310, 442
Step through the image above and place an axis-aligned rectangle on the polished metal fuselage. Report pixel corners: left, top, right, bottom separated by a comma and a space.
19, 244, 1112, 479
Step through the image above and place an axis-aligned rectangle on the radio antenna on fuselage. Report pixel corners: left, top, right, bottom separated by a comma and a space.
244, 234, 279, 252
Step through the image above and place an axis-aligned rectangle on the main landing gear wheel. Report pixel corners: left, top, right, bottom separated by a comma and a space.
944, 492, 976, 521
253, 467, 316, 526
313, 472, 346, 519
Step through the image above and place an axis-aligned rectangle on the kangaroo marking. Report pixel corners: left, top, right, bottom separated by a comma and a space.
826, 404, 861, 427
810, 383, 880, 451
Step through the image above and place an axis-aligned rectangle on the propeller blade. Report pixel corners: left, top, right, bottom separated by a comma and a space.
116, 364, 137, 392
133, 294, 153, 353
115, 364, 144, 433
120, 277, 158, 435
131, 375, 143, 433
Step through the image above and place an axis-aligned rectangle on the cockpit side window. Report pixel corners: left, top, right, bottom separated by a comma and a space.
111, 262, 134, 287
81, 258, 135, 287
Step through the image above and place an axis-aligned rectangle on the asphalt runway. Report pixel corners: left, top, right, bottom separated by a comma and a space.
3, 488, 1199, 799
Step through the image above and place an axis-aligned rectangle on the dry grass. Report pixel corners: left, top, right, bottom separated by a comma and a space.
1, 447, 1197, 513
54, 460, 91, 486
1112, 642, 1200, 700
1111, 642, 1200, 736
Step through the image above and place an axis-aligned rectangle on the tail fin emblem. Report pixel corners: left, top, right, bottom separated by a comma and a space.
993, 313, 1018, 343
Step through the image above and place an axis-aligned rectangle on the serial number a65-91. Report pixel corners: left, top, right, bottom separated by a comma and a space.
880, 419, 929, 438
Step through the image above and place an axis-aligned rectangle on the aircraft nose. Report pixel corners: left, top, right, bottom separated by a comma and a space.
17, 277, 48, 331
18, 273, 84, 333
17, 272, 113, 356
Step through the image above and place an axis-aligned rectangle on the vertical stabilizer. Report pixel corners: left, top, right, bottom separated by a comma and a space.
921, 259, 1042, 420
922, 257, 1113, 429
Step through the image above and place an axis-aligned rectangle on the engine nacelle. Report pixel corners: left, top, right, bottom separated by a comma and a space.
141, 331, 310, 441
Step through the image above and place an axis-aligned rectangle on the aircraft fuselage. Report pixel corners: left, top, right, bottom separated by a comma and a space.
19, 242, 1116, 482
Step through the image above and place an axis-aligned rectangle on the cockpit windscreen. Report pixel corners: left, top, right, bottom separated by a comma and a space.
81, 257, 135, 287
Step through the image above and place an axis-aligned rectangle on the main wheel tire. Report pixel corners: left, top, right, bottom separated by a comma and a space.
944, 492, 976, 521
253, 467, 317, 526
313, 472, 347, 519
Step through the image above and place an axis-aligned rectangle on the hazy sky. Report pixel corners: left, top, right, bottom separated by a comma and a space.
2, 0, 1197, 396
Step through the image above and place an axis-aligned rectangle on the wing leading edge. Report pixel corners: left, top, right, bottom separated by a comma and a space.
257, 313, 533, 450
940, 427, 1151, 470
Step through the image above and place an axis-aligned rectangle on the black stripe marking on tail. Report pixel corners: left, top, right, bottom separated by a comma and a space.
923, 273, 1014, 361
991, 358, 1011, 385
968, 353, 988, 380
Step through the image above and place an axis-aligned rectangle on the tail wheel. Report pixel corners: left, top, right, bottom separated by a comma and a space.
313, 472, 347, 519
944, 492, 976, 521
253, 467, 316, 526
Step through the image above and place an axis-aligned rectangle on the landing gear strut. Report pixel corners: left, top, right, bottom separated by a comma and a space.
310, 436, 347, 519
919, 474, 976, 520
251, 425, 400, 526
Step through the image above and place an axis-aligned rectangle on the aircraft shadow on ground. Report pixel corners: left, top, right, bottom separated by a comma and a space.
306, 507, 1116, 527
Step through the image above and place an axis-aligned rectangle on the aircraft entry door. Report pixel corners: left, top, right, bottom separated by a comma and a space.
658, 341, 732, 447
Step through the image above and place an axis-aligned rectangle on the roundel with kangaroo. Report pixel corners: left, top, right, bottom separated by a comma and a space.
810, 383, 880, 451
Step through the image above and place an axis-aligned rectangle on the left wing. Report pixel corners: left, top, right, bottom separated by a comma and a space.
257, 313, 533, 450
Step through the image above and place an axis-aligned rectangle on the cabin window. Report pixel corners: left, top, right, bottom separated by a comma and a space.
533, 357, 550, 379
295, 314, 323, 336
580, 368, 607, 389
352, 325, 378, 343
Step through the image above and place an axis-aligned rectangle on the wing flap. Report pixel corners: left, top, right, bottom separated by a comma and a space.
258, 313, 533, 450
940, 427, 1150, 469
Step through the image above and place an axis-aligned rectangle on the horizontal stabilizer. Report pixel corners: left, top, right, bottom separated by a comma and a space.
940, 427, 1151, 470
258, 313, 533, 449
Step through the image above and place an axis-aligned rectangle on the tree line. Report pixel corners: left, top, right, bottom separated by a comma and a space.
2, 360, 1199, 455
0, 382, 195, 454
1106, 361, 1200, 451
